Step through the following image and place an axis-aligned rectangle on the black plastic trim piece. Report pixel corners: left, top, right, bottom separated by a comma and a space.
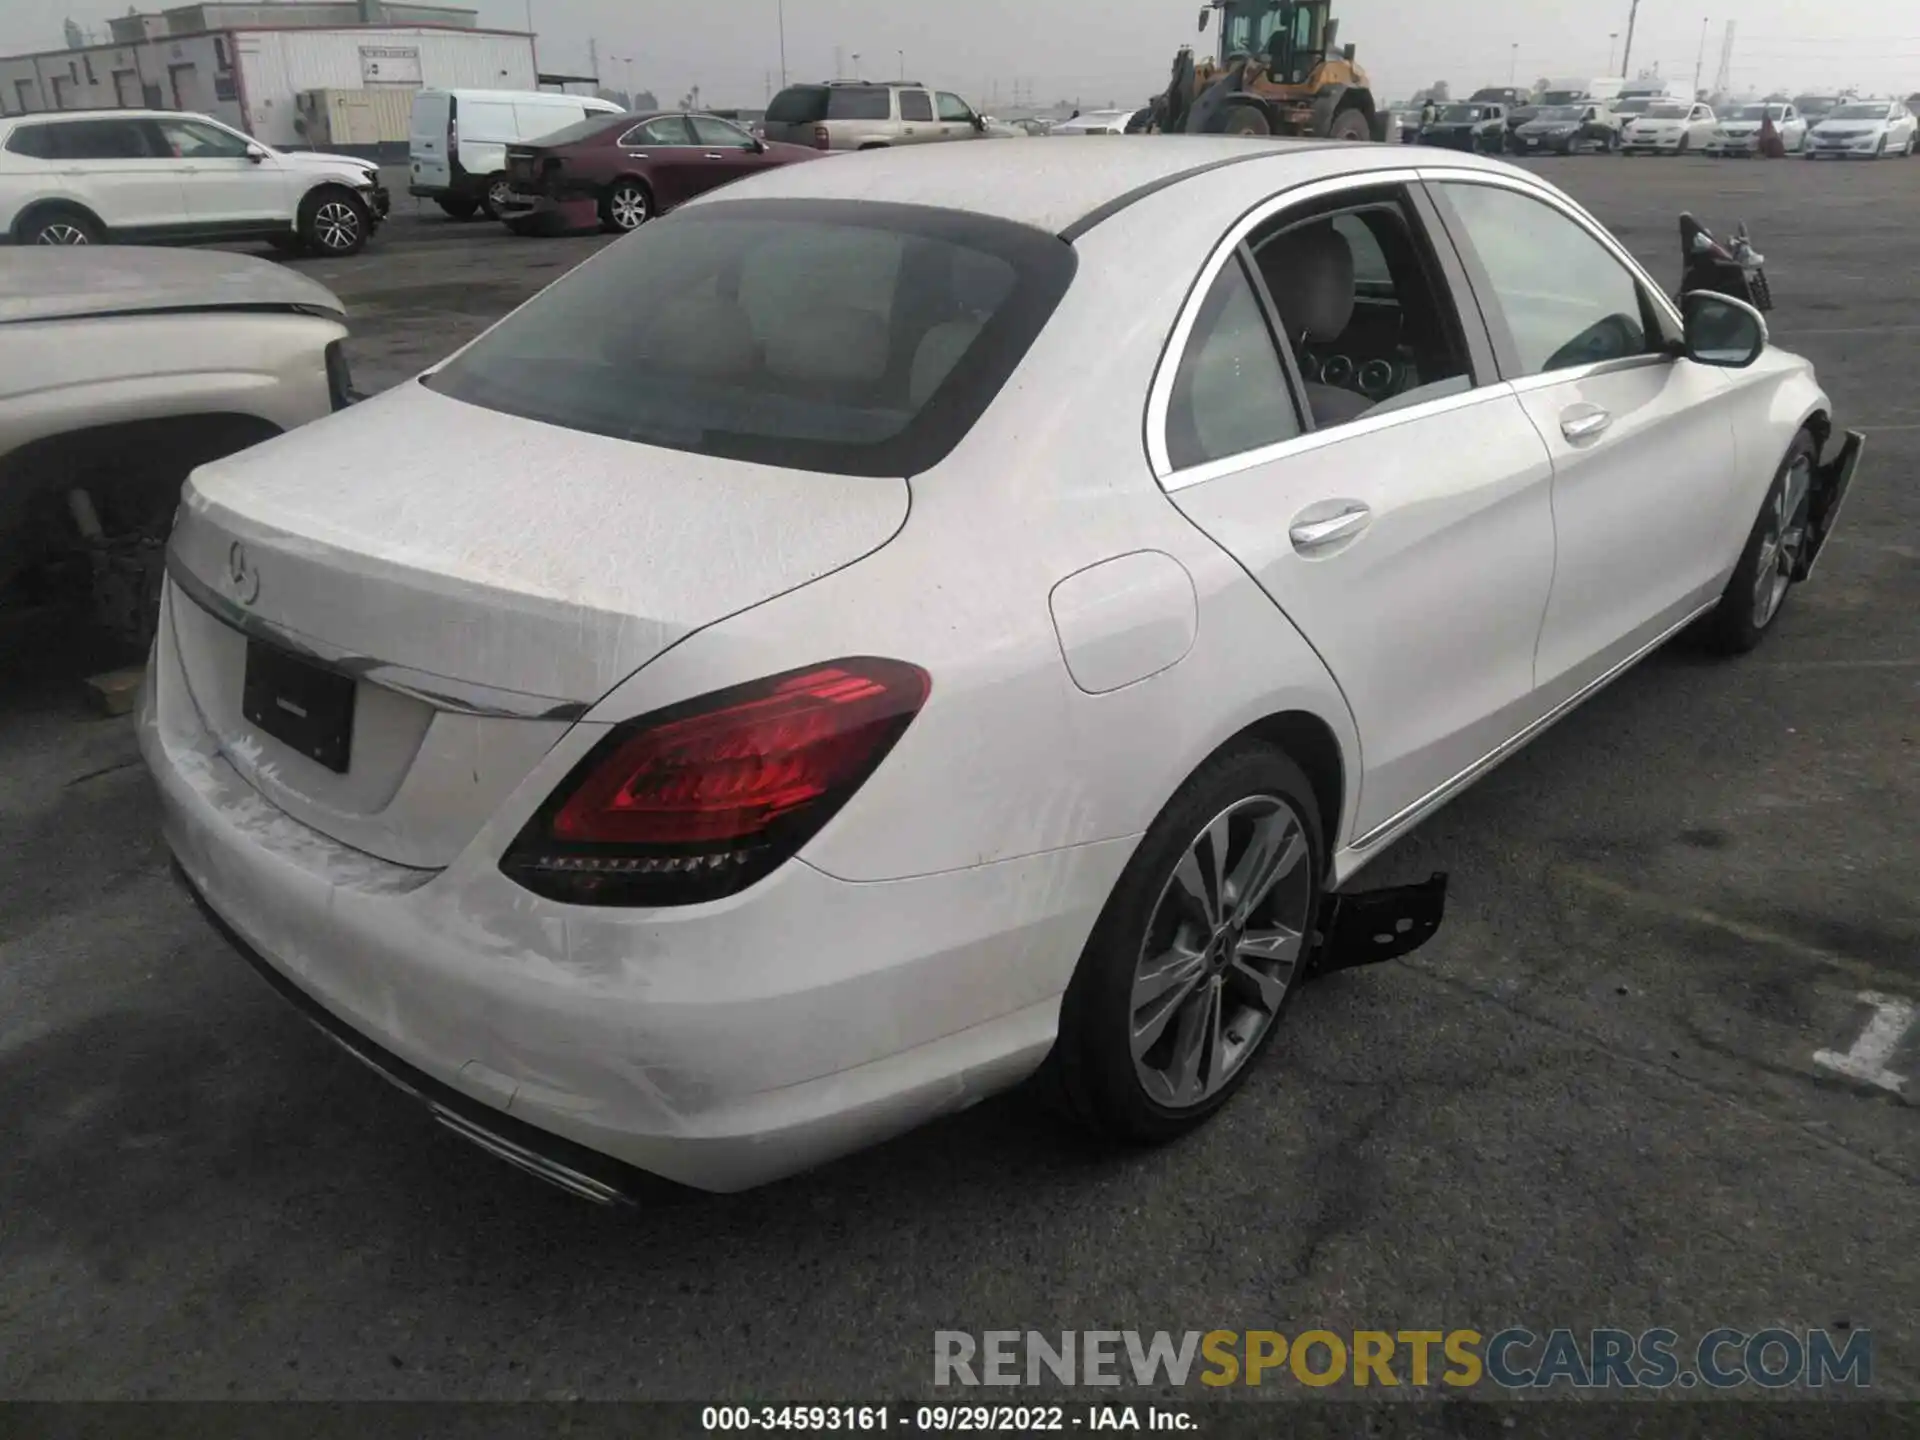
172, 862, 691, 1207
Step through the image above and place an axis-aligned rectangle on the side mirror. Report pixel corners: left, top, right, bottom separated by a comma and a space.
972, 114, 986, 131
1681, 290, 1768, 368
246, 145, 268, 164
1197, 7, 1210, 32
750, 136, 767, 153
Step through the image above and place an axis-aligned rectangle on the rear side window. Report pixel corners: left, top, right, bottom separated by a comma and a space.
827, 87, 891, 121
5, 123, 54, 158
1166, 256, 1302, 471
427, 199, 1076, 477
766, 86, 828, 124
899, 91, 933, 122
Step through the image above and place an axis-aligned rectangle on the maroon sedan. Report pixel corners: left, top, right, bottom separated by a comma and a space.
498, 111, 819, 236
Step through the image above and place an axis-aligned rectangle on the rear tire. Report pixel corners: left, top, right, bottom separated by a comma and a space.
1704, 432, 1818, 655
298, 187, 370, 257
1325, 108, 1371, 143
437, 196, 479, 221
18, 205, 102, 245
600, 179, 652, 233
1044, 744, 1324, 1145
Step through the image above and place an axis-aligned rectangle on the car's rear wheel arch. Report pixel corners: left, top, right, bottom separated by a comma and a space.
1236, 710, 1346, 871
14, 200, 106, 245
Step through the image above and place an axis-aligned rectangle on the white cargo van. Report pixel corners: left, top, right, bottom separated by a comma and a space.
409, 89, 624, 219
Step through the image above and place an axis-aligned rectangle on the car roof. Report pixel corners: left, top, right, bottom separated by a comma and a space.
692, 137, 1498, 237
0, 108, 205, 125
0, 247, 343, 326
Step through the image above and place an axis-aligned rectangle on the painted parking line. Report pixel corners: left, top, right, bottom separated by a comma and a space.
1552, 865, 1916, 998
1814, 993, 1915, 1094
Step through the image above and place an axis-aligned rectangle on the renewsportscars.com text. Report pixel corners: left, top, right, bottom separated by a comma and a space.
933, 1328, 1872, 1391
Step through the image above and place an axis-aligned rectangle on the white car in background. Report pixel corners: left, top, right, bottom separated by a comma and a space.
0, 110, 384, 254
1621, 101, 1718, 155
146, 141, 1860, 1202
1805, 98, 1919, 158
1050, 110, 1138, 135
1707, 102, 1808, 156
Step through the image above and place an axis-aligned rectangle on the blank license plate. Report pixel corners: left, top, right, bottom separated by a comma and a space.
242, 641, 355, 774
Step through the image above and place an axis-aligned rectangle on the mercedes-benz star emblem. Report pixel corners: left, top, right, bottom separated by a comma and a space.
228, 541, 260, 607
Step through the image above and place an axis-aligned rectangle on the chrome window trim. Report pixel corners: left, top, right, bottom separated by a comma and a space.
1162, 382, 1511, 493
1146, 167, 1428, 482
1413, 165, 1687, 333
1147, 164, 1689, 490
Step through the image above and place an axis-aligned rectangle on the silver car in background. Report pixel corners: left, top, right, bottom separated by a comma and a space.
760, 81, 998, 151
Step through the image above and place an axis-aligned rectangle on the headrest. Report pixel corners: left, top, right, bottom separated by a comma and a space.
1258, 223, 1356, 345
760, 306, 890, 387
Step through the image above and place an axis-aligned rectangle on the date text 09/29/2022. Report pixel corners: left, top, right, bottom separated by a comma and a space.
702, 1407, 1191, 1432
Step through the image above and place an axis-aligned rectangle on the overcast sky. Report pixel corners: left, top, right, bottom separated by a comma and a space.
7, 0, 1920, 108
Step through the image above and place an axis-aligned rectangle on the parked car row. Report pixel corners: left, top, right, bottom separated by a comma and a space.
1412, 92, 1917, 163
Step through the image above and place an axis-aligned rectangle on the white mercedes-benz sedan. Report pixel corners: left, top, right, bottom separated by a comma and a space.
144, 139, 1862, 1201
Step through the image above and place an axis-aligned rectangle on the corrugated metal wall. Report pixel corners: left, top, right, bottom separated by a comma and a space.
237, 28, 536, 145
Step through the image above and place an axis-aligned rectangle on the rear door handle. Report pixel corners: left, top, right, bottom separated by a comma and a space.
1560, 405, 1612, 442
1290, 504, 1372, 552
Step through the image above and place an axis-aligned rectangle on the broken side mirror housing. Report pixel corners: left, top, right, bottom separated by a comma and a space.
1682, 290, 1768, 368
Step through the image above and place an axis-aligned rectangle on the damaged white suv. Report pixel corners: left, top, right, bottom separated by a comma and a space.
0, 247, 351, 648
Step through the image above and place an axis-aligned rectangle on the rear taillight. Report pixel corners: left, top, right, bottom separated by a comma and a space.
502, 658, 930, 906
813, 124, 831, 149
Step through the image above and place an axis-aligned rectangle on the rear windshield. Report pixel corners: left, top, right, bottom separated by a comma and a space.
519, 113, 630, 148
426, 199, 1077, 478
765, 87, 828, 123
827, 87, 892, 120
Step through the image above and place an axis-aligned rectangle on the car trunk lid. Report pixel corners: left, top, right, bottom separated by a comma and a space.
165, 382, 909, 867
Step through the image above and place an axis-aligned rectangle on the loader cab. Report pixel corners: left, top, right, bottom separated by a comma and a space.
1211, 0, 1332, 86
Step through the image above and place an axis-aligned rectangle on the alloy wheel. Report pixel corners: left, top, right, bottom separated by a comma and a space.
610, 185, 649, 230
311, 200, 362, 254
1751, 452, 1813, 629
35, 221, 90, 245
1129, 795, 1313, 1110
488, 178, 514, 212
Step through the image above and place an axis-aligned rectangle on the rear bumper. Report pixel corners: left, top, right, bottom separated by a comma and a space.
140, 590, 1129, 1195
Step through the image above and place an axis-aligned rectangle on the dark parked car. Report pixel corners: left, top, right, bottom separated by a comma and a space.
497, 111, 818, 235
1419, 102, 1507, 153
1508, 103, 1619, 155
1469, 86, 1530, 107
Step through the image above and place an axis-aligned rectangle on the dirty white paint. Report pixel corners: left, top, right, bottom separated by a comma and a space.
1813, 992, 1915, 1094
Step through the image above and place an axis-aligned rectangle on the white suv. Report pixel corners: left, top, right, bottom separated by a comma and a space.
0, 110, 386, 256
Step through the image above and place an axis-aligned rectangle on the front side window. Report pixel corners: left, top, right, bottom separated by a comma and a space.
1439, 182, 1656, 377
899, 90, 933, 123
1165, 255, 1300, 471
826, 87, 891, 121
936, 92, 974, 124
426, 200, 1074, 478
688, 115, 753, 147
156, 118, 250, 158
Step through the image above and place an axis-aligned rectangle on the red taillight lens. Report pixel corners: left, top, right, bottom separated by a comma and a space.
813, 124, 831, 149
502, 659, 929, 906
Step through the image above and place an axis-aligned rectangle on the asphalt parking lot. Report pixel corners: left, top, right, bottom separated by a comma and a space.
2, 152, 1915, 1403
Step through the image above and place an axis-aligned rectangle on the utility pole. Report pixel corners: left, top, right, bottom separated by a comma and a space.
777, 0, 787, 88
898, 50, 905, 82
1508, 43, 1518, 87
1620, 0, 1641, 81
1608, 32, 1618, 74
588, 35, 599, 88
1693, 17, 1709, 98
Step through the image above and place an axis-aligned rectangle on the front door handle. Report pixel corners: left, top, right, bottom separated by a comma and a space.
703, 153, 725, 160
1561, 405, 1612, 442
1290, 504, 1372, 552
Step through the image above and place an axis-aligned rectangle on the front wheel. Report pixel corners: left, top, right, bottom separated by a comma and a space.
1045, 744, 1324, 1143
1704, 432, 1817, 655
601, 179, 652, 233
299, 188, 370, 256
1225, 106, 1272, 137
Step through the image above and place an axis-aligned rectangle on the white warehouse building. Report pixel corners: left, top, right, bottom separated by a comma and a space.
0, 2, 540, 156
